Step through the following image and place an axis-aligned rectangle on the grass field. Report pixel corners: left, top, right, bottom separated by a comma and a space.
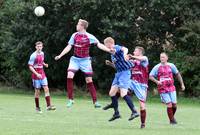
0, 88, 200, 135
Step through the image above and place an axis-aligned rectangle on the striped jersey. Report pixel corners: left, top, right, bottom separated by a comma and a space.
111, 45, 133, 72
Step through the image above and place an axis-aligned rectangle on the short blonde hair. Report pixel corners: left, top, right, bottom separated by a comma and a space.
35, 41, 43, 46
79, 19, 89, 29
104, 37, 115, 44
135, 46, 145, 55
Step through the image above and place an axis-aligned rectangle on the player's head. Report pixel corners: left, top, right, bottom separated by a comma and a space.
76, 19, 88, 32
160, 52, 168, 64
104, 37, 115, 49
133, 46, 145, 56
35, 41, 43, 53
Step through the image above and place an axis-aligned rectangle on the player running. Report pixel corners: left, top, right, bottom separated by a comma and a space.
103, 37, 139, 122
55, 19, 113, 108
28, 41, 56, 113
149, 52, 185, 125
103, 46, 148, 128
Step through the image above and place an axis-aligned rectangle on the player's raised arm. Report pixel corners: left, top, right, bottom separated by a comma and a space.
121, 47, 129, 61
55, 44, 72, 60
129, 54, 147, 61
97, 43, 113, 53
128, 46, 146, 61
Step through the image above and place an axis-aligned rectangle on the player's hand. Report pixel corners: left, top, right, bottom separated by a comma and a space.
55, 55, 61, 61
181, 84, 185, 91
109, 49, 115, 54
124, 55, 130, 61
128, 54, 133, 59
105, 60, 111, 65
43, 63, 48, 68
156, 80, 162, 85
36, 73, 42, 79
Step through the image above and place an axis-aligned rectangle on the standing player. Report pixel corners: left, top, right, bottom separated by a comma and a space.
149, 52, 185, 124
128, 46, 148, 128
28, 41, 56, 113
104, 37, 139, 122
103, 46, 149, 128
55, 19, 112, 108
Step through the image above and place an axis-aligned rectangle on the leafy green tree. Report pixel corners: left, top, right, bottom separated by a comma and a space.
0, 0, 199, 96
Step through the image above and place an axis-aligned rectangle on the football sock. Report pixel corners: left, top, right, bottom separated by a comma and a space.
111, 96, 119, 115
140, 109, 146, 124
35, 97, 39, 108
172, 104, 177, 116
67, 78, 73, 100
123, 95, 136, 113
87, 82, 97, 103
45, 96, 51, 107
167, 107, 174, 121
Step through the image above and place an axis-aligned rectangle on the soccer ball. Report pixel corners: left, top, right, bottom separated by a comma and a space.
34, 6, 45, 17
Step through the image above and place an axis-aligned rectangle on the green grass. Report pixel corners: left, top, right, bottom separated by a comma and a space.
0, 89, 200, 135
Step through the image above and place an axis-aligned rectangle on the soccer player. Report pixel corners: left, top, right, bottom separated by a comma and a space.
149, 52, 185, 124
55, 19, 112, 108
104, 37, 139, 122
28, 41, 56, 113
104, 46, 149, 128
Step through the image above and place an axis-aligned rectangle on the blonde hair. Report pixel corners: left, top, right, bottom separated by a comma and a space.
104, 37, 115, 44
79, 19, 89, 29
35, 41, 43, 46
135, 46, 145, 55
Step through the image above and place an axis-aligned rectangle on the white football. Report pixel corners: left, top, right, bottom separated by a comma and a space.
34, 6, 45, 17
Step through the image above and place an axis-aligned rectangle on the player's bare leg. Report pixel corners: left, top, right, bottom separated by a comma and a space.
66, 71, 75, 107
35, 89, 42, 113
120, 89, 139, 121
85, 77, 101, 108
43, 86, 56, 111
108, 85, 121, 121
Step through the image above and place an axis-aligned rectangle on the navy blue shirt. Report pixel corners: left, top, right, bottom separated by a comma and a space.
111, 45, 133, 72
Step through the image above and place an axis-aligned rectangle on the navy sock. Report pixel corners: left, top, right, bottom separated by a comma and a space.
123, 95, 136, 114
111, 96, 119, 115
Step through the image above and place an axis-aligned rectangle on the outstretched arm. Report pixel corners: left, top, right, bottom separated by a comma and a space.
176, 73, 185, 91
97, 43, 114, 54
55, 44, 72, 60
129, 54, 146, 61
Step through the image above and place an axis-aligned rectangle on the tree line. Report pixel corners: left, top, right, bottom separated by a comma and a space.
0, 0, 199, 97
